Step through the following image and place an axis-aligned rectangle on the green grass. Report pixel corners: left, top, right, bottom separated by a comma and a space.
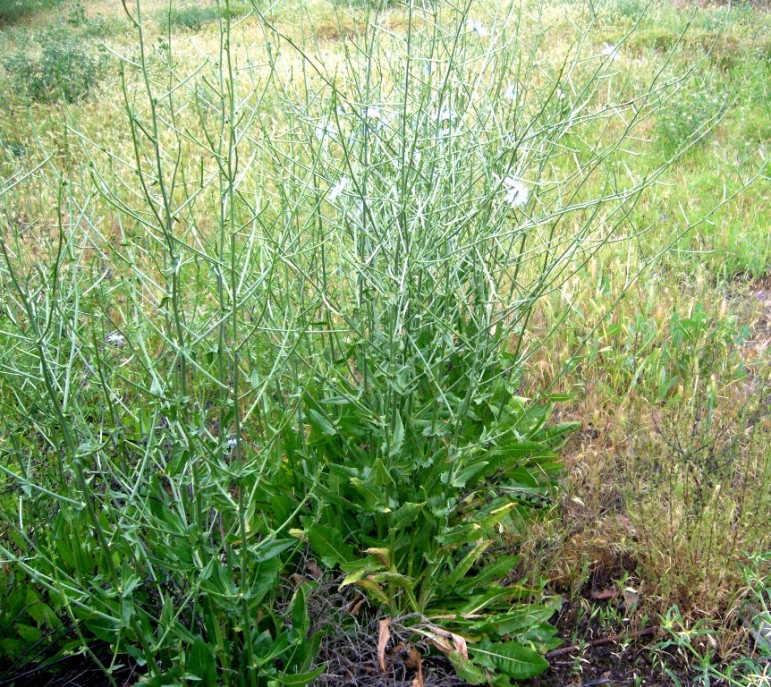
0, 0, 62, 25
157, 2, 252, 31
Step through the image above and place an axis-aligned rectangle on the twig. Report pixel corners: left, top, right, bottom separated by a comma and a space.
545, 626, 657, 659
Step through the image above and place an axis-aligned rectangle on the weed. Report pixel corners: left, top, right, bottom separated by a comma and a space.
654, 594, 771, 687
66, 0, 85, 26
0, 0, 62, 25
609, 0, 651, 22
619, 302, 749, 404
3, 29, 107, 103
657, 77, 728, 155
159, 3, 251, 32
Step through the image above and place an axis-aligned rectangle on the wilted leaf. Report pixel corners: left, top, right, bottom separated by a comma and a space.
407, 646, 424, 687
623, 587, 639, 610
365, 547, 391, 567
415, 624, 469, 660
378, 618, 391, 673
346, 594, 367, 617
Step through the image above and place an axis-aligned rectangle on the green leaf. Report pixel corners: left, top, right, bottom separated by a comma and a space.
363, 458, 396, 492
435, 522, 483, 547
448, 650, 488, 685
254, 538, 296, 562
437, 502, 517, 548
339, 555, 381, 573
290, 584, 310, 638
456, 555, 520, 595
450, 461, 489, 488
255, 632, 291, 666
306, 524, 355, 567
340, 562, 385, 587
429, 587, 511, 617
536, 422, 580, 445
187, 635, 217, 686
470, 639, 548, 680
243, 557, 282, 604
369, 571, 415, 589
83, 614, 119, 644
390, 501, 424, 529
468, 605, 556, 637
307, 409, 337, 437
389, 411, 404, 456
25, 598, 62, 629
353, 578, 390, 605
15, 623, 43, 643
271, 665, 325, 687
445, 540, 492, 588
0, 638, 25, 660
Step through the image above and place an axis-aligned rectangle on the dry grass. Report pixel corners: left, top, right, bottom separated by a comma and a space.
518, 266, 770, 656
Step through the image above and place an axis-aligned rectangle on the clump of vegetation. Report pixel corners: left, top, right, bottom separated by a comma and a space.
159, 2, 251, 32
656, 76, 728, 155
0, 0, 62, 25
3, 29, 106, 103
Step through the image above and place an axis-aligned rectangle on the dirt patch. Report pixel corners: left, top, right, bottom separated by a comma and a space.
537, 600, 682, 687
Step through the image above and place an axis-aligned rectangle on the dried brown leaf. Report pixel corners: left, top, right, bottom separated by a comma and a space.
591, 588, 618, 600
347, 595, 367, 617
409, 647, 424, 687
405, 645, 421, 669
427, 635, 454, 654
307, 560, 323, 580
419, 623, 469, 659
378, 618, 392, 674
451, 633, 468, 660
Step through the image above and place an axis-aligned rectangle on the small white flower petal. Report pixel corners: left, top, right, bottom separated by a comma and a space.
601, 42, 620, 60
438, 107, 457, 122
503, 83, 518, 102
467, 19, 489, 37
502, 176, 529, 209
106, 332, 125, 347
365, 105, 382, 121
314, 117, 337, 142
328, 177, 349, 203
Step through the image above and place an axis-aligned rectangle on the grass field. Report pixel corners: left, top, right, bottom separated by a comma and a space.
0, 0, 768, 685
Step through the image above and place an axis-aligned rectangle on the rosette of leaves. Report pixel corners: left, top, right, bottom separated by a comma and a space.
289, 303, 575, 682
